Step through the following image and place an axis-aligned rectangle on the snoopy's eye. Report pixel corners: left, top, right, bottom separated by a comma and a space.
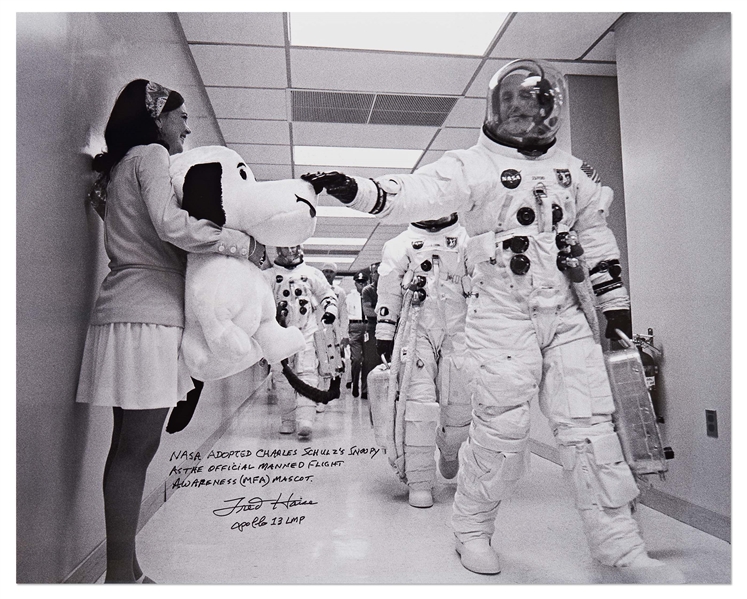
239, 169, 247, 180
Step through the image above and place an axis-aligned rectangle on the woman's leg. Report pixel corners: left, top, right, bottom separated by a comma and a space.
103, 407, 169, 583
104, 409, 146, 579
103, 408, 124, 491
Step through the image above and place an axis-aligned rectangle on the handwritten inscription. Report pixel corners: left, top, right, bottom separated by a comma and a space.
169, 445, 381, 532
169, 445, 379, 462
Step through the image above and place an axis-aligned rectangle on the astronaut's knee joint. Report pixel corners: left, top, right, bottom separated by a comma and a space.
460, 442, 529, 501
404, 401, 440, 447
438, 355, 472, 407
560, 434, 639, 508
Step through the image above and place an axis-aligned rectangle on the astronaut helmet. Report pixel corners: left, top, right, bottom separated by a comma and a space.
275, 245, 304, 268
321, 262, 338, 284
484, 59, 566, 151
411, 213, 458, 233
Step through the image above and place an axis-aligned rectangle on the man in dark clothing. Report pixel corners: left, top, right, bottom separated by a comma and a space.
360, 263, 380, 400
346, 271, 369, 397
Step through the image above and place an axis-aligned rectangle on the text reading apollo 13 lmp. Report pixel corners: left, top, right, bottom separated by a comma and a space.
168, 446, 381, 532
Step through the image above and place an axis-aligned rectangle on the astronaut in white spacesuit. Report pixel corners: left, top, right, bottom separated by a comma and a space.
302, 60, 680, 580
318, 262, 349, 413
376, 214, 472, 509
266, 245, 337, 439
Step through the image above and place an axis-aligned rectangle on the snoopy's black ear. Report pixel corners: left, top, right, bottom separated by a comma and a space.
181, 162, 226, 227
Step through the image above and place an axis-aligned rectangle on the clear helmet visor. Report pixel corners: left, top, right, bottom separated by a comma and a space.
484, 60, 566, 148
275, 245, 304, 267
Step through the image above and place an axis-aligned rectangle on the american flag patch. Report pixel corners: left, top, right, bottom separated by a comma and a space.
581, 161, 600, 183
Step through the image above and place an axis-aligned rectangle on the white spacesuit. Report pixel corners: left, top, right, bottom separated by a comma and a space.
303, 60, 679, 580
375, 215, 471, 508
266, 246, 337, 439
318, 262, 348, 413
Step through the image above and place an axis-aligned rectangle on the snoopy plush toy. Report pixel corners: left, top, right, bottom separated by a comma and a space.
170, 145, 319, 381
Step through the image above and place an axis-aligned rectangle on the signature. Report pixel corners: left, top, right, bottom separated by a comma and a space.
212, 493, 318, 517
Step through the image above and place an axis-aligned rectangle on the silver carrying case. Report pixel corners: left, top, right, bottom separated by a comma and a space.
604, 334, 669, 479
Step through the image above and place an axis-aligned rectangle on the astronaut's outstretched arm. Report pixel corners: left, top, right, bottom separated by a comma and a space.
302, 153, 476, 225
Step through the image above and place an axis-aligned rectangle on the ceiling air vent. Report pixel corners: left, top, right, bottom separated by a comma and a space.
292, 90, 457, 127
292, 90, 375, 124
370, 94, 458, 127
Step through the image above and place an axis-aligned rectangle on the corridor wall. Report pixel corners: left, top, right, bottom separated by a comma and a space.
614, 13, 731, 536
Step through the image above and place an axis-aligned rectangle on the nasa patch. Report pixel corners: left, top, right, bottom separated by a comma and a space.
412, 240, 424, 250
501, 169, 522, 189
379, 307, 389, 316
555, 169, 572, 188
446, 237, 457, 248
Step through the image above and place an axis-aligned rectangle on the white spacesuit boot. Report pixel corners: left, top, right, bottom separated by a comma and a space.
294, 344, 319, 439
555, 422, 685, 583
451, 439, 513, 575
273, 365, 297, 434
452, 420, 530, 575
404, 400, 440, 508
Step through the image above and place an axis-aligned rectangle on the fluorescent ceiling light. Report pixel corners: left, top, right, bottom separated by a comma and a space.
295, 146, 421, 169
304, 237, 368, 247
289, 13, 509, 56
304, 256, 357, 265
316, 206, 375, 219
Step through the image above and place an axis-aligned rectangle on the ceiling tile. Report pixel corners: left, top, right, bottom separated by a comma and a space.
249, 164, 293, 181
583, 32, 616, 61
219, 119, 290, 145
290, 48, 481, 95
228, 144, 292, 165
443, 98, 485, 128
179, 12, 286, 46
292, 122, 438, 150
491, 13, 621, 60
206, 88, 287, 120
314, 222, 376, 234
191, 45, 288, 88
431, 128, 481, 151
99, 12, 183, 44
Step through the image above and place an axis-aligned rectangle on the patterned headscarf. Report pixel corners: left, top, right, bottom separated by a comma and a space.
145, 80, 172, 120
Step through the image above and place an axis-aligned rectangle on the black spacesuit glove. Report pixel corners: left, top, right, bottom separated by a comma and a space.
301, 172, 358, 203
376, 339, 394, 362
604, 309, 632, 340
321, 312, 336, 324
276, 301, 289, 327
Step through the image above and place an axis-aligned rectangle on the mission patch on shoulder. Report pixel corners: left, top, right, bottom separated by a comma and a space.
580, 161, 601, 183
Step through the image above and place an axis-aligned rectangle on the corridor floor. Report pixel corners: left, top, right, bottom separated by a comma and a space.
136, 383, 731, 585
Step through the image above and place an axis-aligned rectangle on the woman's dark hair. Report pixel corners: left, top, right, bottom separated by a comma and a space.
92, 79, 184, 175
